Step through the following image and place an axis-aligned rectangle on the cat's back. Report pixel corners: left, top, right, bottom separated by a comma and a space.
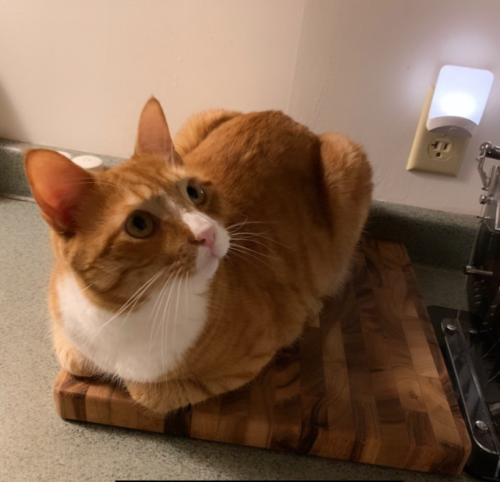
180, 110, 325, 222
181, 110, 319, 184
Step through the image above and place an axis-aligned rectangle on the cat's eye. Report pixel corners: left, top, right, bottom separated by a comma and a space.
186, 181, 205, 206
125, 211, 156, 239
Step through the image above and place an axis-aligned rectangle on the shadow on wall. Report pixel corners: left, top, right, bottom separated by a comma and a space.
0, 83, 27, 142
0, 82, 31, 197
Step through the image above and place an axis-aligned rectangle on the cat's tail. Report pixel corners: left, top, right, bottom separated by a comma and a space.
174, 109, 242, 157
318, 132, 373, 293
319, 132, 373, 229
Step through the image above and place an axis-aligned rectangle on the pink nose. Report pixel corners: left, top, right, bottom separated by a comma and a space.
196, 226, 215, 250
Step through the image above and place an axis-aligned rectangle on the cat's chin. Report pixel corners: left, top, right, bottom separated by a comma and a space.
195, 247, 221, 282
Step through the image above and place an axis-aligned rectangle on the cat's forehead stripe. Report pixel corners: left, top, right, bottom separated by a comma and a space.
124, 192, 146, 206
133, 184, 155, 199
123, 185, 162, 206
123, 188, 180, 218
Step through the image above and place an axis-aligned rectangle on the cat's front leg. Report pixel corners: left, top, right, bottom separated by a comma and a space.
125, 378, 215, 414
53, 324, 99, 378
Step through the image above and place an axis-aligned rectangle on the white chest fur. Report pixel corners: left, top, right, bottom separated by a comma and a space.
57, 273, 209, 382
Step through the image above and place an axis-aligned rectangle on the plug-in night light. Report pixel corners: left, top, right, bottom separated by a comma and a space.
427, 65, 494, 137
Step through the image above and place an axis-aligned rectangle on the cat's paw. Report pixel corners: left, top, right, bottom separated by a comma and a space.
56, 343, 97, 378
125, 378, 213, 414
125, 381, 165, 413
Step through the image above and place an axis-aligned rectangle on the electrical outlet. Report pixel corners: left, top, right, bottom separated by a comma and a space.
407, 87, 470, 176
428, 138, 453, 160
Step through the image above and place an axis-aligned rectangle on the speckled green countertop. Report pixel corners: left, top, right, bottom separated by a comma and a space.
0, 137, 480, 273
0, 197, 472, 481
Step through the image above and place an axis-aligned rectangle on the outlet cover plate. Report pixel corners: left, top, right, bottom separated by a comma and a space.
407, 87, 470, 176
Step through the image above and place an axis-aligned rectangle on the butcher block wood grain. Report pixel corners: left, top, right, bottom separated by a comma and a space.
54, 238, 471, 475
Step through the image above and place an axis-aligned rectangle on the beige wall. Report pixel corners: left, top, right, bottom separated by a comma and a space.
0, 0, 305, 156
289, 0, 500, 214
1, 0, 500, 214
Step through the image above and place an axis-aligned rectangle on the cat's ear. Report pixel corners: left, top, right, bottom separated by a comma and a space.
135, 97, 181, 165
24, 149, 94, 234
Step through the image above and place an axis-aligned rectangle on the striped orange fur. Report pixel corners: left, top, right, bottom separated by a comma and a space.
25, 98, 372, 414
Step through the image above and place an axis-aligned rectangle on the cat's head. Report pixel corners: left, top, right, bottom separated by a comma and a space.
24, 98, 230, 308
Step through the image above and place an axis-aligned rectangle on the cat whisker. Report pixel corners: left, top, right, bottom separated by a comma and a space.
161, 268, 182, 369
172, 270, 184, 352
226, 220, 275, 234
223, 252, 238, 272
79, 282, 95, 292
184, 273, 190, 321
229, 231, 290, 249
150, 270, 176, 371
229, 236, 281, 257
123, 274, 172, 337
147, 270, 176, 371
229, 242, 278, 261
104, 269, 163, 323
160, 286, 171, 374
225, 218, 252, 232
95, 268, 165, 339
229, 229, 275, 238
227, 245, 279, 275
228, 218, 275, 227
119, 281, 153, 330
168, 268, 184, 367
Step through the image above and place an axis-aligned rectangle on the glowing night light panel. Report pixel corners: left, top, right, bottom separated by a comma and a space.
427, 65, 494, 137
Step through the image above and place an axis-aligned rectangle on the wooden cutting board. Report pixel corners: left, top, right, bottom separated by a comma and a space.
54, 237, 471, 475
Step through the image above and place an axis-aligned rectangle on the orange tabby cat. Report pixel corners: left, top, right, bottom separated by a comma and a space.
24, 98, 372, 414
